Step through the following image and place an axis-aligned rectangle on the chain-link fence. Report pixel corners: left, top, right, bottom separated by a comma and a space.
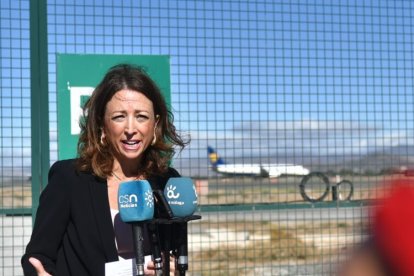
1, 0, 414, 275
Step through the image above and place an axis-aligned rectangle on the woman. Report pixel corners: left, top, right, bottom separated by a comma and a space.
21, 64, 188, 275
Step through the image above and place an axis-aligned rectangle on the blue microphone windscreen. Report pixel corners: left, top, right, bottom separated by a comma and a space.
164, 177, 198, 217
118, 180, 154, 222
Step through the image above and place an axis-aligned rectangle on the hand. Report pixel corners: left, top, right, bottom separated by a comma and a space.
28, 257, 52, 276
145, 255, 176, 276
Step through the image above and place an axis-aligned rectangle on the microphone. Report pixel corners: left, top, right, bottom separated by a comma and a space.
163, 177, 198, 217
118, 180, 154, 276
163, 177, 198, 276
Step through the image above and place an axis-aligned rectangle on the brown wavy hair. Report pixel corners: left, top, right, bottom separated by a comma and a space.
76, 64, 188, 178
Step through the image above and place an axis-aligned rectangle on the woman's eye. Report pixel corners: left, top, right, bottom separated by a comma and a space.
136, 114, 149, 122
112, 115, 125, 121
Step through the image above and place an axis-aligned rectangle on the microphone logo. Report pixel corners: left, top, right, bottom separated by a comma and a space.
119, 194, 138, 208
118, 191, 154, 209
166, 184, 180, 199
145, 190, 154, 207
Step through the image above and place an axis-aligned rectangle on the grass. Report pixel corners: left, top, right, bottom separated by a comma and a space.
0, 186, 32, 208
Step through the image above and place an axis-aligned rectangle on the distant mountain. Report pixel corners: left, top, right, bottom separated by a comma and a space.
314, 145, 414, 174
381, 144, 414, 156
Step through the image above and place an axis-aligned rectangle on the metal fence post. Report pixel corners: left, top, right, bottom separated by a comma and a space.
30, 0, 49, 221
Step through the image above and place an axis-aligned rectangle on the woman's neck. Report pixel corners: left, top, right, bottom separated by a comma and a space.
111, 159, 143, 180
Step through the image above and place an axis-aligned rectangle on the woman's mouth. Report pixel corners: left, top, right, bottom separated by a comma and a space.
121, 140, 141, 150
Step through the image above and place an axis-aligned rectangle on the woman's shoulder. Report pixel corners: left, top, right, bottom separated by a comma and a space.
49, 158, 79, 175
49, 158, 94, 179
50, 158, 76, 169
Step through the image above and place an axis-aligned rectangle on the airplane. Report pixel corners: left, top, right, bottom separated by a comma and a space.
207, 146, 310, 178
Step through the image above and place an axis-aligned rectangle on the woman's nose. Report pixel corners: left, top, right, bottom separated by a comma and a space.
124, 117, 137, 134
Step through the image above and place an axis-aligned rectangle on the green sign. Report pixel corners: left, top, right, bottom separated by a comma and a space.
57, 54, 171, 160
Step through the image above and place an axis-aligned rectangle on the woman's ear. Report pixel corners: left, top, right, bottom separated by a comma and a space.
151, 115, 160, 146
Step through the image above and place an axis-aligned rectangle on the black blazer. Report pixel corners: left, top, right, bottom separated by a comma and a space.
21, 159, 180, 276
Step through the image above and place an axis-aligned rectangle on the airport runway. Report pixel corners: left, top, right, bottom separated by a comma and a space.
195, 204, 368, 223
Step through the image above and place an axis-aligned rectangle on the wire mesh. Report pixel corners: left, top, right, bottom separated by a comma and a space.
0, 1, 32, 275
1, 0, 414, 275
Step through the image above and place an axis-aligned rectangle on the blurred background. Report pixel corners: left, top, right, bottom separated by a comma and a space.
1, 0, 413, 275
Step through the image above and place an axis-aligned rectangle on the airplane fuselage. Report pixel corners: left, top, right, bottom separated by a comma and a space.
213, 163, 310, 178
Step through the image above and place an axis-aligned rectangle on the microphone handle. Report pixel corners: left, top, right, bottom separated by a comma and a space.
132, 222, 146, 276
147, 223, 163, 276
162, 224, 172, 275
153, 189, 174, 218
177, 222, 189, 276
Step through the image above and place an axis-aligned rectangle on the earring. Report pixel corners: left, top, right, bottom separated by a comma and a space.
100, 134, 105, 145
151, 119, 159, 146
151, 135, 157, 146
151, 126, 157, 146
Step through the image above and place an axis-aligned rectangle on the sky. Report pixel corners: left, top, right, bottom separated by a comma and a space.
1, 0, 414, 177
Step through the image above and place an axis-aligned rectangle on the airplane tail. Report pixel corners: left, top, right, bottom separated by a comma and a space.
207, 146, 225, 169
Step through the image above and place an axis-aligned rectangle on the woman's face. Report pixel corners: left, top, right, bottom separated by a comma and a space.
103, 89, 157, 165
